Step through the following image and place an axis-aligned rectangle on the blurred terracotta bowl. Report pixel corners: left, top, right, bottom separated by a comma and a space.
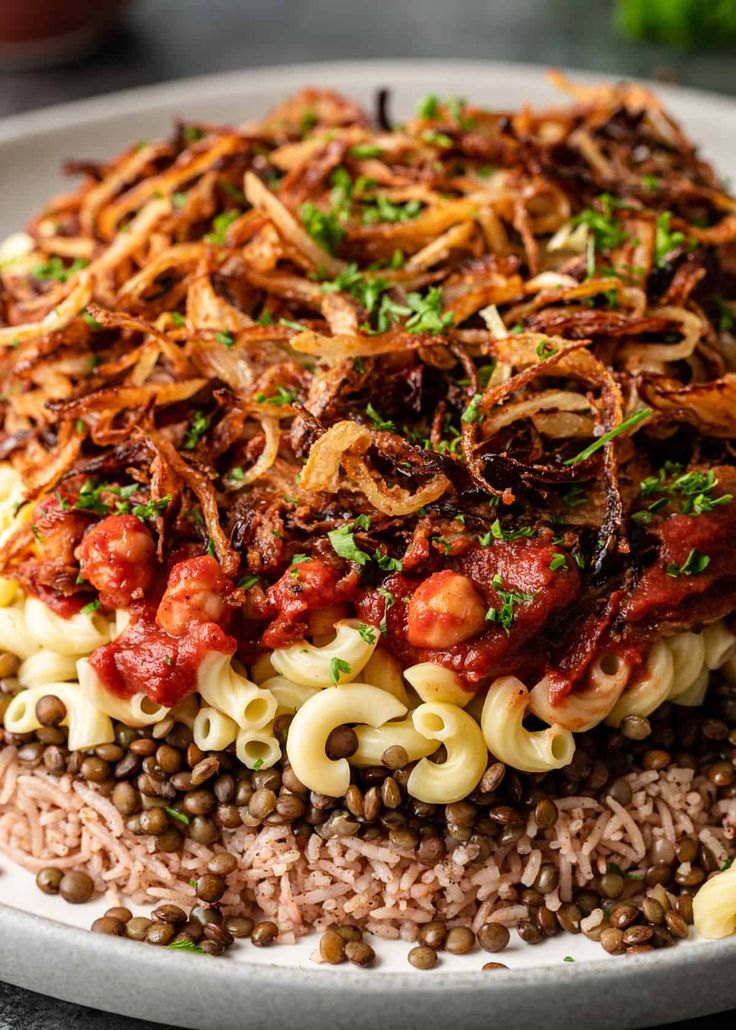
0, 0, 130, 69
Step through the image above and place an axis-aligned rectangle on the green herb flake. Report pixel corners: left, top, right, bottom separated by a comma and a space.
486, 574, 534, 634
215, 330, 236, 348
549, 552, 568, 572
374, 550, 403, 572
32, 256, 88, 284
238, 574, 260, 590
666, 548, 711, 578
404, 286, 453, 335
564, 408, 651, 466
654, 211, 688, 267
183, 411, 211, 450
328, 523, 371, 566
461, 393, 483, 424
417, 95, 440, 119
330, 657, 352, 684
358, 623, 377, 644
164, 806, 190, 826
365, 402, 395, 431
83, 311, 103, 331
132, 494, 171, 522
167, 938, 208, 955
376, 586, 396, 637
563, 956, 575, 963
81, 599, 101, 616
300, 201, 346, 254
204, 209, 241, 245
536, 339, 559, 359
170, 311, 186, 327
350, 144, 383, 159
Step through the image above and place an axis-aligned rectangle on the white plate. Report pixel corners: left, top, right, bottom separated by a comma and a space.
2, 59, 736, 1030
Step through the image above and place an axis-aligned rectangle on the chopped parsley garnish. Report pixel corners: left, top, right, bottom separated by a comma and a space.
563, 956, 575, 963
167, 938, 207, 955
327, 523, 371, 565
81, 599, 100, 615
479, 520, 535, 545
666, 548, 711, 578
654, 211, 688, 267
132, 494, 171, 522
300, 202, 346, 254
206, 538, 216, 557
361, 196, 423, 226
183, 410, 211, 450
549, 552, 568, 572
404, 287, 453, 335
164, 806, 190, 825
461, 393, 483, 424
164, 656, 173, 667
422, 130, 453, 148
365, 402, 395, 431
431, 535, 452, 555
374, 550, 403, 571
238, 574, 260, 590
637, 465, 732, 518
350, 144, 383, 158
204, 209, 240, 244
536, 339, 559, 359
562, 486, 588, 509
486, 574, 534, 634
74, 478, 112, 514
170, 311, 186, 327
215, 330, 236, 348
83, 311, 103, 331
641, 174, 660, 191
230, 466, 245, 482
252, 758, 264, 771
722, 858, 734, 872
564, 408, 651, 466
183, 125, 205, 144
358, 623, 377, 644
255, 385, 297, 406
376, 586, 395, 636
172, 192, 188, 209
330, 657, 352, 684
33, 256, 88, 283
417, 95, 440, 119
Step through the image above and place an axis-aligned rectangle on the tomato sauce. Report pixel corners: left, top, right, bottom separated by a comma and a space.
356, 535, 581, 688
76, 514, 156, 609
261, 559, 359, 649
90, 605, 236, 706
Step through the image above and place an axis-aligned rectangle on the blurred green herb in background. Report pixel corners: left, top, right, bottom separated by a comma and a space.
616, 0, 736, 47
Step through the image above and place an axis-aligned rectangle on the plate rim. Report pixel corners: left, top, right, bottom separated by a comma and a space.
2, 55, 736, 1022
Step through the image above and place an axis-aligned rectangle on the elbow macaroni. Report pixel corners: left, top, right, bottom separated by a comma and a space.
286, 684, 406, 796
77, 658, 169, 727
3, 681, 114, 750
24, 596, 110, 656
197, 651, 277, 730
193, 706, 239, 752
406, 702, 488, 804
404, 663, 472, 708
481, 676, 575, 773
351, 717, 436, 767
18, 650, 78, 689
693, 868, 736, 939
236, 729, 282, 770
271, 619, 378, 687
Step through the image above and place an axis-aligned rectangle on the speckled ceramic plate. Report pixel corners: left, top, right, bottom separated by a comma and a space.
2, 60, 736, 1030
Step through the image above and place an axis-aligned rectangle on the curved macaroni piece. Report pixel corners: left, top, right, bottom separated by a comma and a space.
667, 631, 706, 700
361, 647, 409, 705
112, 608, 132, 639
672, 667, 709, 708
193, 705, 239, 751
170, 694, 199, 729
25, 596, 110, 656
3, 682, 114, 750
262, 675, 319, 714
197, 651, 277, 729
0, 577, 18, 608
693, 867, 736, 939
703, 621, 736, 670
77, 658, 169, 727
0, 463, 27, 549
529, 651, 631, 732
404, 663, 473, 708
18, 650, 78, 689
351, 717, 436, 767
286, 684, 406, 796
271, 619, 378, 688
407, 702, 488, 804
236, 729, 281, 771
481, 676, 575, 773
0, 603, 38, 660
606, 640, 674, 726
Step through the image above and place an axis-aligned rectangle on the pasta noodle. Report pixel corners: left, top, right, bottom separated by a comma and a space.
270, 619, 378, 688
24, 596, 110, 656
606, 640, 674, 726
360, 648, 410, 705
693, 867, 736, 939
286, 684, 406, 796
193, 706, 239, 752
529, 651, 632, 732
406, 702, 488, 804
261, 675, 319, 714
351, 718, 436, 767
76, 658, 169, 727
3, 682, 114, 750
481, 676, 575, 773
235, 729, 281, 771
18, 650, 78, 689
197, 651, 277, 730
404, 663, 472, 708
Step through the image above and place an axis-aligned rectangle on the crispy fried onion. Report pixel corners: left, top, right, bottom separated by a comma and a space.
0, 272, 93, 348
232, 417, 280, 486
300, 420, 450, 514
639, 373, 736, 438
244, 171, 345, 278
481, 390, 594, 440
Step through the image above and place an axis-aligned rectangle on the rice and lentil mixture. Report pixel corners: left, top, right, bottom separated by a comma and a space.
1, 74, 736, 965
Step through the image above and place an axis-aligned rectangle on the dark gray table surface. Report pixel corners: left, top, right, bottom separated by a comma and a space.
1, 1, 735, 1027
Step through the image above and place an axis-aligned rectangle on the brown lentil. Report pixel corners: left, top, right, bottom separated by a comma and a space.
664, 910, 689, 939
36, 867, 63, 895
105, 906, 132, 923
91, 916, 125, 936
380, 776, 401, 809
35, 695, 67, 727
224, 916, 254, 939
417, 921, 447, 950
645, 863, 673, 887
189, 815, 220, 845
599, 872, 625, 900
325, 726, 358, 760
145, 922, 176, 946
408, 946, 437, 970
248, 787, 277, 820
345, 940, 376, 967
533, 863, 559, 894
482, 962, 509, 971
642, 898, 665, 925
600, 927, 626, 955
533, 798, 558, 829
625, 944, 654, 955
319, 929, 347, 964
275, 793, 306, 821
335, 924, 362, 943
517, 920, 544, 945
557, 903, 582, 934
642, 749, 671, 771
129, 738, 157, 757
607, 778, 633, 806
59, 871, 94, 904
381, 745, 409, 770
251, 921, 278, 947
151, 904, 187, 925
477, 923, 510, 953
155, 827, 183, 852
676, 894, 694, 925
675, 866, 705, 888
621, 715, 651, 741
445, 926, 475, 954
622, 925, 653, 946
207, 852, 238, 876
610, 904, 639, 930
139, 808, 169, 836
125, 917, 153, 940
195, 874, 226, 903
537, 907, 559, 937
